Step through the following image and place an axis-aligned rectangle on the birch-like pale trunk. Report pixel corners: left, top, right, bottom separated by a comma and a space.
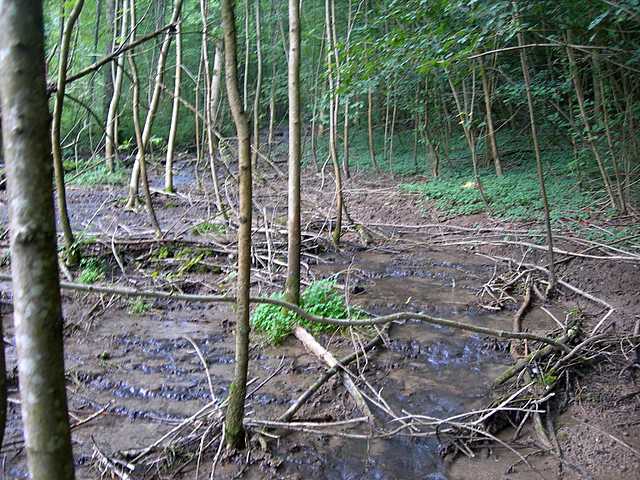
165, 20, 182, 193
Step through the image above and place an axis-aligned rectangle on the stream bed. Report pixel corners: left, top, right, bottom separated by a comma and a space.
1, 244, 559, 479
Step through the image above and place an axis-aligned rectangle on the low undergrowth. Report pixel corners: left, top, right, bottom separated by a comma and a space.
251, 280, 364, 344
78, 257, 106, 284
401, 167, 596, 223
69, 162, 128, 186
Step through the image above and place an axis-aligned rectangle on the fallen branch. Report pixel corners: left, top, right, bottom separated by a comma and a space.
0, 273, 568, 351
279, 326, 388, 422
292, 326, 374, 424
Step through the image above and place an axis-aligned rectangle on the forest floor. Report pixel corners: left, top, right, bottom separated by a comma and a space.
0, 154, 639, 479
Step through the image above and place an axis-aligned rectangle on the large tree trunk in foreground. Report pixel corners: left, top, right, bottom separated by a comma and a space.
0, 2, 75, 477
285, 0, 301, 306
221, 0, 253, 450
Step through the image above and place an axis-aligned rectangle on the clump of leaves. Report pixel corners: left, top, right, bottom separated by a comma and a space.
63, 159, 79, 172
251, 280, 363, 345
193, 221, 226, 236
70, 163, 127, 186
129, 297, 151, 315
152, 245, 172, 260
78, 258, 106, 284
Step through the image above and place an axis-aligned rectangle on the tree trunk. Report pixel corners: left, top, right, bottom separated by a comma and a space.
104, 0, 128, 172
103, 0, 115, 129
515, 1, 556, 291
367, 88, 379, 171
51, 0, 85, 264
165, 20, 182, 193
127, 0, 162, 237
126, 0, 184, 209
325, 0, 343, 246
285, 0, 301, 306
221, 0, 253, 450
479, 57, 502, 176
199, 0, 226, 216
0, 2, 75, 477
243, 0, 250, 112
251, 0, 263, 167
447, 72, 490, 209
565, 34, 618, 212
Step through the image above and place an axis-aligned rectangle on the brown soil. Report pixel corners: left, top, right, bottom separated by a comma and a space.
0, 160, 638, 479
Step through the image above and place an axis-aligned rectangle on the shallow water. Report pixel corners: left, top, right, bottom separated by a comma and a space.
1, 245, 558, 479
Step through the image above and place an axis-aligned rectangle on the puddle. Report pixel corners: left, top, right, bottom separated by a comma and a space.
1, 245, 559, 480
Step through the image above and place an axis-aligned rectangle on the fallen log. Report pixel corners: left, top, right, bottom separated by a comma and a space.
291, 326, 374, 424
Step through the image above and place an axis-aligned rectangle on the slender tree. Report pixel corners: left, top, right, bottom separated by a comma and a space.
125, 0, 183, 209
104, 0, 128, 171
0, 1, 75, 477
51, 0, 85, 264
251, 0, 263, 167
165, 19, 182, 193
514, 0, 556, 291
221, 0, 253, 450
285, 0, 301, 305
127, 0, 162, 237
479, 56, 502, 176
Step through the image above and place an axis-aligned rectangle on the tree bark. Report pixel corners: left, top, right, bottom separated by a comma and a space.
126, 0, 183, 209
51, 0, 85, 264
104, 0, 128, 172
447, 72, 490, 209
325, 0, 343, 246
285, 0, 301, 306
0, 2, 75, 477
164, 20, 182, 193
515, 1, 556, 291
251, 0, 263, 168
479, 57, 502, 176
127, 0, 162, 237
199, 0, 226, 216
221, 0, 253, 450
103, 0, 115, 130
565, 33, 618, 212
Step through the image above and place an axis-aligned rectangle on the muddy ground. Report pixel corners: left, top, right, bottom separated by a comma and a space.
0, 156, 639, 479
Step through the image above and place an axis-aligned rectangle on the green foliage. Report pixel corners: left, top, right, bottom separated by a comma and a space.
251, 280, 363, 345
128, 297, 151, 315
152, 246, 171, 260
192, 221, 227, 236
402, 170, 596, 222
70, 163, 128, 186
78, 257, 106, 284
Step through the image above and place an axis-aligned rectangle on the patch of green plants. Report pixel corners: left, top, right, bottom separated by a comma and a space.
251, 280, 364, 345
401, 163, 596, 223
152, 245, 172, 260
63, 158, 79, 172
193, 221, 226, 236
70, 163, 128, 186
78, 257, 106, 284
128, 297, 151, 315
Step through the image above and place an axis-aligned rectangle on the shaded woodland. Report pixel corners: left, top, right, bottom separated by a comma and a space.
0, 0, 639, 478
